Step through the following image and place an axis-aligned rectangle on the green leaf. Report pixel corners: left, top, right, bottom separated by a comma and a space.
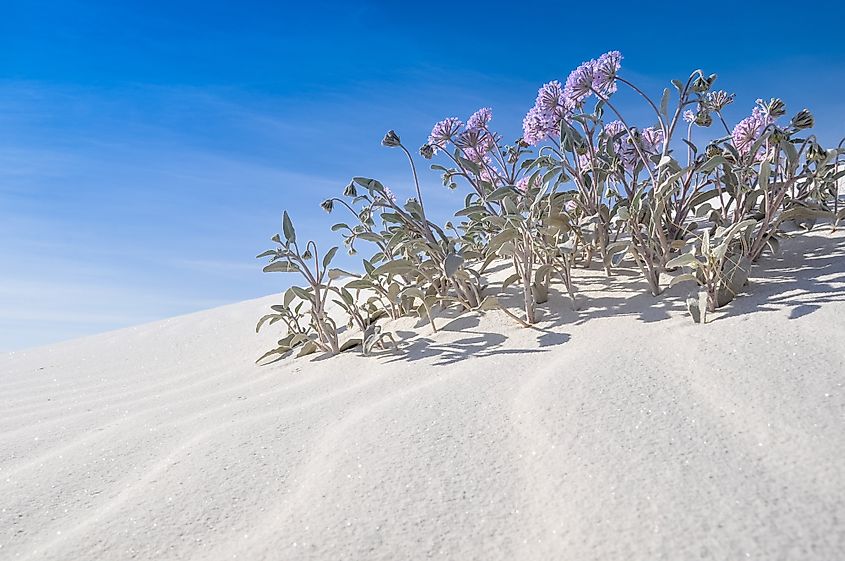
345, 279, 374, 290
255, 346, 290, 364
688, 188, 720, 208
290, 286, 313, 301
695, 202, 713, 218
282, 211, 296, 243
339, 338, 362, 352
758, 158, 771, 188
263, 261, 300, 273
780, 140, 799, 166
372, 259, 414, 277
444, 253, 464, 278
665, 253, 700, 269
296, 340, 319, 358
456, 154, 480, 174
455, 205, 488, 217
255, 313, 281, 333
487, 186, 515, 201
328, 268, 355, 280
352, 177, 384, 191
534, 264, 553, 286
668, 273, 697, 288
616, 206, 630, 221
488, 229, 519, 251
501, 273, 521, 291
283, 288, 296, 307
356, 232, 383, 243
322, 246, 339, 269
699, 155, 726, 173
659, 87, 670, 118
477, 295, 501, 311
399, 286, 426, 300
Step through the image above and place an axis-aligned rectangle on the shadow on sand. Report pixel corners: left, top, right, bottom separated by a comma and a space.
321, 230, 845, 366
721, 230, 845, 319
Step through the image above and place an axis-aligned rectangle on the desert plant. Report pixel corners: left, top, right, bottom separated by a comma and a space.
324, 131, 486, 322
257, 50, 845, 362
666, 219, 756, 322
518, 52, 727, 295
421, 109, 580, 324
257, 211, 352, 357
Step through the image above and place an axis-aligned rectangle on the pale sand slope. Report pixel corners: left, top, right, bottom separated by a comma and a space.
2, 230, 845, 561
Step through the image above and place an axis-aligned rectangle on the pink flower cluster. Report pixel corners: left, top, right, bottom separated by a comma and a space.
516, 174, 543, 193
731, 106, 774, 157
426, 108, 504, 184
603, 120, 664, 172
522, 51, 623, 146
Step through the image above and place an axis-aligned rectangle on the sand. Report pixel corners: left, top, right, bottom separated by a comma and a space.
2, 229, 845, 560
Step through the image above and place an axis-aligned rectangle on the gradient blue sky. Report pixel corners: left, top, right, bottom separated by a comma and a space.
3, 0, 844, 350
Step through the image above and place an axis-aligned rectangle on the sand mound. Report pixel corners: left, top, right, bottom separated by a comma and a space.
2, 230, 845, 560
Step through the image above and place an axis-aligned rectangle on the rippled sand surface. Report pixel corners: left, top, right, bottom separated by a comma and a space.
2, 230, 844, 560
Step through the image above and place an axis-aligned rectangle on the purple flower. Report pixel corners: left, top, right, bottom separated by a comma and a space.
428, 117, 463, 153
522, 81, 570, 146
480, 163, 503, 186
563, 60, 596, 109
516, 174, 542, 193
522, 104, 555, 146
538, 81, 566, 116
383, 186, 397, 203
456, 128, 496, 164
641, 127, 665, 153
683, 110, 696, 123
619, 139, 639, 171
562, 50, 623, 109
466, 107, 492, 130
705, 90, 734, 112
601, 120, 635, 171
462, 144, 492, 166
731, 107, 771, 157
603, 120, 625, 139
593, 51, 622, 96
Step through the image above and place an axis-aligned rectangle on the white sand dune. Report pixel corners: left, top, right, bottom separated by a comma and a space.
2, 230, 845, 560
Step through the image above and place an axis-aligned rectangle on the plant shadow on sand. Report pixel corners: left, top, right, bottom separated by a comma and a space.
381, 309, 566, 367
720, 230, 845, 319
312, 232, 845, 366
541, 229, 845, 329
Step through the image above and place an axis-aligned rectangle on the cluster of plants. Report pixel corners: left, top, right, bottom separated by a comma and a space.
257, 51, 845, 361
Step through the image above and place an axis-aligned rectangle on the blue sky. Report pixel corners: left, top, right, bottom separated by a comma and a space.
2, 0, 844, 350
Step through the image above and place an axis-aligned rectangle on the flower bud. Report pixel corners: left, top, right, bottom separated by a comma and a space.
343, 181, 357, 197
506, 146, 519, 164
381, 130, 401, 147
695, 111, 713, 127
705, 143, 723, 158
419, 144, 435, 159
320, 199, 334, 213
692, 73, 716, 93
807, 141, 827, 163
759, 98, 786, 119
791, 108, 814, 130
